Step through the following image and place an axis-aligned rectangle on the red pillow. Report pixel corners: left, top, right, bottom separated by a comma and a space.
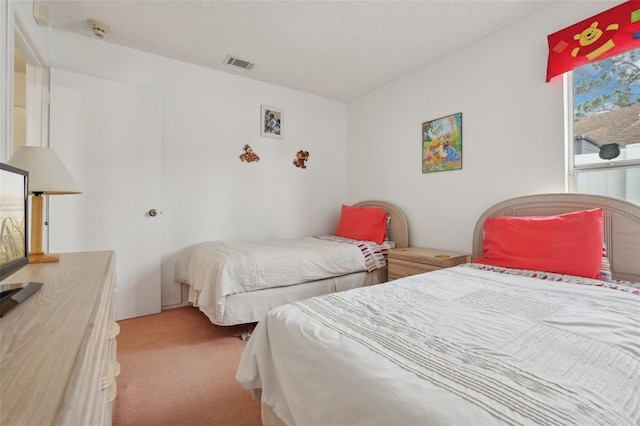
335, 205, 387, 244
475, 208, 604, 279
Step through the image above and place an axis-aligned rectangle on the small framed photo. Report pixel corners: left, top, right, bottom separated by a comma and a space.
261, 105, 283, 139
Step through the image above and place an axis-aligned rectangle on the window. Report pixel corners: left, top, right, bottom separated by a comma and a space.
568, 48, 640, 204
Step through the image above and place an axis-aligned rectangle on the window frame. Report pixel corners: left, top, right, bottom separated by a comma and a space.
564, 72, 575, 193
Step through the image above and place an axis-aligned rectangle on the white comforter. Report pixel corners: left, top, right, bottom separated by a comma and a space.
236, 265, 640, 426
175, 237, 370, 324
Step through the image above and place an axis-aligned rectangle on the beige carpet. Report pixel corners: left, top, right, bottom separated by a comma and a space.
113, 307, 261, 426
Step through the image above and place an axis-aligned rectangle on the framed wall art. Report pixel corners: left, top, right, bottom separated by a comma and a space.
261, 105, 283, 139
422, 112, 462, 174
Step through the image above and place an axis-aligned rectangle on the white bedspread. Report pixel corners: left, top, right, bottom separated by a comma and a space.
236, 265, 640, 426
175, 237, 370, 324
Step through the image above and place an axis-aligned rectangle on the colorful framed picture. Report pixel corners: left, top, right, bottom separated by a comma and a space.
261, 105, 283, 139
422, 112, 462, 174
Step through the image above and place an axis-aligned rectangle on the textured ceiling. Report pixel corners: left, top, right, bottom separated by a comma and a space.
42, 0, 558, 102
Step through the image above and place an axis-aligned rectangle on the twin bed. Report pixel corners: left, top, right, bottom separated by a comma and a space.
234, 193, 640, 426
176, 200, 408, 326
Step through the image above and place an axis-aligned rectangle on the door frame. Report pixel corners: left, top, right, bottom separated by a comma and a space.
1, 0, 14, 161
2, 1, 50, 160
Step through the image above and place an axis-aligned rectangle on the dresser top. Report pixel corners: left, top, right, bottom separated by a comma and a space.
0, 251, 115, 425
388, 247, 470, 266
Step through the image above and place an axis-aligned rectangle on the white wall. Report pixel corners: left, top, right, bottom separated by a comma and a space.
346, 1, 620, 253
46, 30, 347, 307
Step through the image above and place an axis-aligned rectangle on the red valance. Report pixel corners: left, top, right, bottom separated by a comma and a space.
546, 1, 640, 82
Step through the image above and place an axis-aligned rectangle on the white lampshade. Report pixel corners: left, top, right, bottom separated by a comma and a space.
8, 146, 81, 195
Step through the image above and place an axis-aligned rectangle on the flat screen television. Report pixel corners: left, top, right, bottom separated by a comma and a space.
0, 162, 29, 281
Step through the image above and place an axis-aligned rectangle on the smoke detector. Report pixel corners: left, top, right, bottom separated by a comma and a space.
88, 19, 110, 38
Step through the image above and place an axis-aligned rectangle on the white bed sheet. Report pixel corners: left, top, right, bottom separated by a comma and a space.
236, 265, 640, 426
203, 269, 386, 326
176, 237, 372, 324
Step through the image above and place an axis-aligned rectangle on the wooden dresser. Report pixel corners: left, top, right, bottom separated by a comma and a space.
388, 247, 471, 280
0, 251, 118, 425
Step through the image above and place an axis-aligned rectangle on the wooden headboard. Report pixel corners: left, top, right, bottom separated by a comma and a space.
355, 200, 409, 248
472, 193, 640, 282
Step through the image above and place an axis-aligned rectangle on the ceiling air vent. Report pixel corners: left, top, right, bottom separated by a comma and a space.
224, 55, 255, 71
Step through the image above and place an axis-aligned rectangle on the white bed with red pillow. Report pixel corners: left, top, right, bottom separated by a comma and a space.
175, 201, 408, 326
236, 193, 640, 426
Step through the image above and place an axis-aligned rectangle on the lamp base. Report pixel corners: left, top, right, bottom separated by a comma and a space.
28, 253, 60, 264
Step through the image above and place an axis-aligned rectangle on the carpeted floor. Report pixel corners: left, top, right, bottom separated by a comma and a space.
113, 307, 261, 426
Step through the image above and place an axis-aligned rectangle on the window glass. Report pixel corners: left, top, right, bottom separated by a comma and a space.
571, 49, 640, 204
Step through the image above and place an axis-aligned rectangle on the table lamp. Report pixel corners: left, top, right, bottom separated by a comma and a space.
8, 146, 81, 263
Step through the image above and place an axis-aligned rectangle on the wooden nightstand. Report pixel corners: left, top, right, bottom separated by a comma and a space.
388, 247, 471, 280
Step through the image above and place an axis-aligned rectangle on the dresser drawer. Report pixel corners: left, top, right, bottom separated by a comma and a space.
388, 258, 442, 279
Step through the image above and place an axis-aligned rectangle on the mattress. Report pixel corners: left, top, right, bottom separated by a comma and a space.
236, 264, 640, 425
212, 268, 387, 326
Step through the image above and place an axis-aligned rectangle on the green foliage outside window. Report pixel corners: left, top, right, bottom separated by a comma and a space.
574, 49, 640, 120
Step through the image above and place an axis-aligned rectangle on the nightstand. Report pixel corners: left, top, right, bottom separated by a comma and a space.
388, 247, 471, 280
